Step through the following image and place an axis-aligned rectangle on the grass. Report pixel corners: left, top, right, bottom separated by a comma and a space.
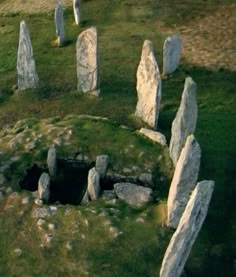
0, 0, 235, 276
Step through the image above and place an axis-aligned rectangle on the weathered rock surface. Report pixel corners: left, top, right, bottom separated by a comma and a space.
17, 20, 39, 90
95, 155, 109, 177
114, 182, 152, 207
76, 27, 99, 95
32, 207, 51, 219
167, 135, 201, 228
135, 40, 161, 130
38, 173, 50, 202
169, 77, 197, 165
55, 1, 65, 46
87, 167, 100, 200
73, 0, 80, 25
138, 173, 153, 186
163, 35, 182, 75
81, 189, 89, 205
139, 128, 167, 146
160, 180, 214, 277
47, 145, 57, 177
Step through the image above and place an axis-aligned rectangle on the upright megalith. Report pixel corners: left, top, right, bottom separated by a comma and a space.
135, 40, 161, 130
167, 135, 201, 229
47, 146, 57, 177
163, 35, 181, 75
55, 0, 65, 46
76, 27, 99, 96
160, 180, 214, 277
17, 20, 39, 90
73, 0, 80, 25
38, 173, 50, 202
169, 77, 197, 165
87, 167, 100, 200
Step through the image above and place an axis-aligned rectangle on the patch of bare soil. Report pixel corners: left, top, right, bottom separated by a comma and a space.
0, 0, 71, 15
171, 4, 236, 71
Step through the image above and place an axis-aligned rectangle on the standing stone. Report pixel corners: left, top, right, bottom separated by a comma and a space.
169, 77, 197, 165
167, 135, 201, 229
55, 1, 65, 46
87, 167, 100, 200
38, 173, 50, 202
160, 180, 214, 277
76, 27, 99, 95
163, 35, 181, 75
47, 146, 57, 177
73, 0, 80, 25
95, 155, 109, 177
17, 21, 39, 90
135, 40, 161, 130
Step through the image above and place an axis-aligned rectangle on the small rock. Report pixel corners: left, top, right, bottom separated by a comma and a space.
87, 167, 100, 200
45, 233, 53, 243
81, 234, 86, 239
22, 196, 29, 204
14, 248, 22, 257
37, 219, 46, 227
122, 168, 132, 174
34, 198, 43, 206
66, 241, 73, 251
48, 223, 55, 231
139, 173, 153, 186
32, 207, 50, 219
136, 217, 145, 223
47, 145, 57, 177
49, 206, 57, 214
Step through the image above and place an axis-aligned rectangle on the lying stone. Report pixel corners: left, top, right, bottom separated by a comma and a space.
160, 180, 214, 277
38, 173, 50, 202
55, 0, 65, 46
114, 182, 152, 207
32, 207, 51, 219
167, 135, 201, 228
73, 0, 80, 25
87, 167, 100, 200
135, 40, 161, 130
76, 27, 99, 95
169, 77, 197, 165
163, 35, 182, 75
139, 128, 167, 146
47, 145, 57, 177
17, 20, 39, 90
95, 155, 109, 177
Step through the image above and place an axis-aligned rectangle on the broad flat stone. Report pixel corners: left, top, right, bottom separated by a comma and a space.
17, 20, 39, 90
167, 135, 201, 228
76, 27, 99, 95
73, 0, 80, 25
47, 146, 57, 177
135, 40, 161, 130
87, 167, 100, 200
38, 173, 50, 202
139, 128, 167, 146
163, 35, 181, 75
160, 180, 214, 277
169, 77, 197, 165
95, 155, 109, 177
114, 182, 152, 207
55, 1, 65, 46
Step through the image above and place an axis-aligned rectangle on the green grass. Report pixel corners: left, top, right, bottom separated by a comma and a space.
0, 0, 236, 276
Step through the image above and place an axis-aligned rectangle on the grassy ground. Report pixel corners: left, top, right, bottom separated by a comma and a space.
0, 0, 235, 276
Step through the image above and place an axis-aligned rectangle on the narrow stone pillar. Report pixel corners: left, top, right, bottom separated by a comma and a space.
17, 20, 39, 90
55, 0, 65, 46
73, 0, 80, 25
47, 145, 57, 177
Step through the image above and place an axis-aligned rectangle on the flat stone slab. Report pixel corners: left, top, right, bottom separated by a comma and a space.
114, 182, 152, 207
139, 128, 167, 146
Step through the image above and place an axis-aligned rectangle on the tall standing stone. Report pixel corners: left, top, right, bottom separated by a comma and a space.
135, 40, 161, 130
17, 20, 39, 90
87, 167, 100, 200
169, 77, 197, 165
160, 180, 214, 277
167, 135, 201, 229
55, 1, 65, 46
47, 145, 57, 177
73, 0, 80, 25
163, 35, 181, 75
76, 27, 99, 96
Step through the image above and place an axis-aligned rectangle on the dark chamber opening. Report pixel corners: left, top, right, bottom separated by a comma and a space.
19, 159, 94, 205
